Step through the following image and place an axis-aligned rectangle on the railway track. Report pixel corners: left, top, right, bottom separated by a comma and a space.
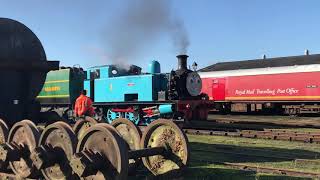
218, 162, 320, 179
184, 128, 320, 143
193, 149, 320, 179
210, 114, 320, 129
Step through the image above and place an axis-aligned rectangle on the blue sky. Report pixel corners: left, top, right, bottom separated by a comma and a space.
1, 0, 320, 72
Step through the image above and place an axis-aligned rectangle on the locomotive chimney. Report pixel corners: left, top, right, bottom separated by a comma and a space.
305, 49, 310, 55
176, 54, 189, 70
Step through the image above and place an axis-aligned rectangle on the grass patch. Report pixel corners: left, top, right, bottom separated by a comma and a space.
185, 134, 320, 179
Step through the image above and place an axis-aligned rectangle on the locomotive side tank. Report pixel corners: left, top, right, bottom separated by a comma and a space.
0, 18, 59, 125
89, 65, 167, 102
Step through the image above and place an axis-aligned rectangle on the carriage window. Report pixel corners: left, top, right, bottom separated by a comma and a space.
90, 69, 100, 79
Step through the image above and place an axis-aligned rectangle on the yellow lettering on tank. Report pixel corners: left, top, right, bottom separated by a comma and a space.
109, 84, 112, 91
44, 86, 61, 92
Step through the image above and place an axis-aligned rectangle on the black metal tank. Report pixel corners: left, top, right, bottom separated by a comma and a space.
0, 18, 59, 125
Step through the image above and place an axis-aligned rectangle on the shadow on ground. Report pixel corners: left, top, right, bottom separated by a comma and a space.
184, 141, 319, 179
189, 142, 320, 164
183, 167, 311, 180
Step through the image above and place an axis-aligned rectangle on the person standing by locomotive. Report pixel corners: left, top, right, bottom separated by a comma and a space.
74, 90, 95, 117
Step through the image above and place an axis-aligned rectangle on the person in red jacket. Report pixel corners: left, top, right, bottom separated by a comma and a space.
74, 90, 95, 117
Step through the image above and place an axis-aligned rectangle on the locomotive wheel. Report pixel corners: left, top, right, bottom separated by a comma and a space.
8, 120, 40, 178
141, 119, 189, 176
124, 112, 140, 125
111, 118, 142, 173
106, 109, 121, 124
71, 123, 128, 180
39, 121, 77, 180
73, 116, 97, 140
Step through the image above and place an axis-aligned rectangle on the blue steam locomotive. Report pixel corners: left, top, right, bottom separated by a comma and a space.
38, 55, 210, 124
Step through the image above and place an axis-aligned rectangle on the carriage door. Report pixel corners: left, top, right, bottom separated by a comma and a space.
212, 78, 226, 101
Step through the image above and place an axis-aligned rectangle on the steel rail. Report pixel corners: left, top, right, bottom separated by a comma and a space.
183, 128, 320, 143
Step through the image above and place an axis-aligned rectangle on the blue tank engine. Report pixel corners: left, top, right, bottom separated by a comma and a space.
83, 55, 208, 124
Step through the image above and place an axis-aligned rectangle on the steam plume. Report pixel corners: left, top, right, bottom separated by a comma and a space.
103, 0, 189, 64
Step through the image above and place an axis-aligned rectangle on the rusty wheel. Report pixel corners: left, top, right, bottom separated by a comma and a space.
141, 119, 189, 176
8, 120, 40, 178
73, 117, 97, 140
111, 118, 142, 173
39, 121, 77, 180
70, 123, 128, 180
0, 119, 8, 144
0, 119, 9, 169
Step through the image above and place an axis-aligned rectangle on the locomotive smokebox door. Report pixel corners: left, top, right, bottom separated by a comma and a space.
186, 72, 202, 96
0, 18, 59, 125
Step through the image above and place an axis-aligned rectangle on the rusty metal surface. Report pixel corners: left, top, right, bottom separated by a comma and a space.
72, 123, 128, 180
73, 117, 97, 140
38, 121, 77, 179
141, 119, 189, 176
0, 171, 40, 180
0, 119, 8, 144
128, 147, 165, 159
7, 120, 40, 178
0, 119, 9, 170
111, 118, 142, 173
111, 118, 142, 151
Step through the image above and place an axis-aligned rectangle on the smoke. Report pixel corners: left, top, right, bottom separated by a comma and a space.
103, 0, 189, 65
170, 19, 190, 54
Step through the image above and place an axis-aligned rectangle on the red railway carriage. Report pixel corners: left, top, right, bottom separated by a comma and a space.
199, 54, 320, 115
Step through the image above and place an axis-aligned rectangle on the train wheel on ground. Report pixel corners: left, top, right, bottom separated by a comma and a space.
32, 121, 77, 180
0, 119, 9, 169
141, 119, 189, 176
0, 119, 8, 144
73, 116, 97, 140
106, 109, 121, 124
7, 120, 40, 178
70, 123, 128, 180
111, 118, 142, 173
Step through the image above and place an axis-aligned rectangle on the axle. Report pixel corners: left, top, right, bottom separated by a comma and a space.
70, 146, 168, 177
128, 147, 166, 159
30, 145, 61, 170
0, 143, 25, 162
